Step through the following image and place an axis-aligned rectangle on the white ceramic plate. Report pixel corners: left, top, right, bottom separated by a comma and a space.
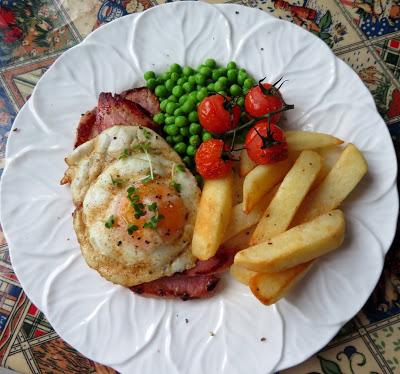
1, 2, 398, 373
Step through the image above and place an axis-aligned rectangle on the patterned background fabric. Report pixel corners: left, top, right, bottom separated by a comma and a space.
0, 0, 399, 373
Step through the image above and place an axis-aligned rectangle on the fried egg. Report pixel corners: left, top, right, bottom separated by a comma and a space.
64, 125, 200, 286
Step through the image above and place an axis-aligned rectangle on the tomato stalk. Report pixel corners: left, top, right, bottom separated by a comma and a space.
225, 103, 294, 135
259, 76, 288, 96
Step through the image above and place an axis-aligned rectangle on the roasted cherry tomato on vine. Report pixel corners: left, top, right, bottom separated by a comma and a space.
198, 94, 241, 134
245, 80, 284, 122
245, 121, 288, 165
195, 139, 233, 179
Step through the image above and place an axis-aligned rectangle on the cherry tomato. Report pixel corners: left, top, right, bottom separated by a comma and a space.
198, 94, 241, 134
245, 121, 288, 165
195, 139, 233, 179
245, 82, 283, 122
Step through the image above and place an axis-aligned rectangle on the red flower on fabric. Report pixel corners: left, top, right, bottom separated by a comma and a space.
0, 7, 16, 29
3, 26, 23, 43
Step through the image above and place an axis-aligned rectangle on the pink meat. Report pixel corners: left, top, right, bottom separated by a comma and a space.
96, 92, 157, 132
74, 109, 97, 148
130, 247, 239, 300
121, 87, 160, 116
130, 274, 220, 300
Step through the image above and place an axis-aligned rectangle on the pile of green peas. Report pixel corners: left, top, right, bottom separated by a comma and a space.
143, 59, 255, 167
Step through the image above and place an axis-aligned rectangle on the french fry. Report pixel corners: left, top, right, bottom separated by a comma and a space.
250, 150, 321, 245
286, 131, 343, 151
242, 156, 295, 213
230, 263, 258, 285
249, 262, 313, 305
292, 143, 368, 225
239, 149, 256, 177
223, 185, 278, 243
192, 171, 233, 260
232, 168, 244, 205
235, 210, 345, 272
247, 144, 367, 304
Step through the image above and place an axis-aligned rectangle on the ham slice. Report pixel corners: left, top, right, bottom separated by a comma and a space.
96, 92, 157, 132
74, 109, 97, 148
74, 92, 158, 148
130, 247, 240, 300
121, 87, 160, 116
131, 274, 220, 300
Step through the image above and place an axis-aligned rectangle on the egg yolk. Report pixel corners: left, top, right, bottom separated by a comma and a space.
118, 180, 187, 243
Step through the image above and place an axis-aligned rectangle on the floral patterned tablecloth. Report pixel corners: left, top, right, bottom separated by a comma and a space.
1, 0, 400, 373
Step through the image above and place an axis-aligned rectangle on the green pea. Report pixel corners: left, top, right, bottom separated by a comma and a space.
155, 85, 168, 98
188, 75, 196, 85
170, 72, 179, 82
199, 66, 212, 77
177, 77, 187, 85
183, 82, 195, 93
207, 83, 215, 92
212, 69, 222, 81
237, 71, 248, 85
165, 135, 174, 144
173, 134, 184, 143
182, 66, 194, 76
179, 94, 189, 104
180, 127, 189, 136
202, 131, 213, 141
165, 125, 179, 136
218, 67, 227, 76
188, 111, 199, 123
243, 78, 255, 89
165, 79, 175, 92
170, 63, 182, 73
186, 145, 197, 156
146, 78, 157, 90
153, 113, 165, 125
183, 156, 193, 167
160, 99, 169, 111
227, 69, 238, 83
174, 107, 184, 116
161, 72, 171, 81
168, 95, 178, 103
181, 98, 196, 113
166, 102, 178, 115
165, 116, 175, 125
174, 142, 187, 155
189, 123, 202, 135
172, 85, 184, 97
204, 58, 217, 69
218, 76, 228, 88
195, 74, 207, 86
230, 84, 242, 97
189, 91, 198, 101
175, 116, 188, 127
227, 61, 237, 70
189, 135, 201, 146
214, 81, 224, 92
144, 71, 156, 80
237, 96, 245, 107
197, 88, 208, 102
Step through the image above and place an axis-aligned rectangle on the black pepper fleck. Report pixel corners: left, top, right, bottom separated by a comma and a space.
209, 331, 215, 336
261, 48, 264, 51
185, 318, 189, 324
13, 128, 20, 132
117, 241, 122, 246
260, 337, 266, 342
235, 11, 239, 14
145, 240, 150, 244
